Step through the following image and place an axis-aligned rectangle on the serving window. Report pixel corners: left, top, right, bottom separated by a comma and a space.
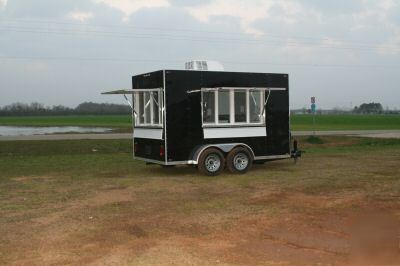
134, 89, 163, 127
202, 88, 265, 127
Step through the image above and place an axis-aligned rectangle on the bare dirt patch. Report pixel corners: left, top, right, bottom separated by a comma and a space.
11, 175, 54, 182
86, 187, 134, 207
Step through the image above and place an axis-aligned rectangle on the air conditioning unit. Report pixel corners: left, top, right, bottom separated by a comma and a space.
185, 60, 224, 71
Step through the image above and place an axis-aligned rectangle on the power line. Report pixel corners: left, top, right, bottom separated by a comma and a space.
1, 26, 399, 53
0, 17, 394, 47
1, 18, 399, 52
0, 18, 247, 36
1, 55, 399, 69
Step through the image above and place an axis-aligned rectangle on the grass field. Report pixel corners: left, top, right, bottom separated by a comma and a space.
1, 137, 399, 264
0, 115, 132, 129
0, 114, 399, 131
291, 114, 400, 131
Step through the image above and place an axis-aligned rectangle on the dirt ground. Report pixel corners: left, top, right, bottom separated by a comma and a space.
0, 141, 400, 265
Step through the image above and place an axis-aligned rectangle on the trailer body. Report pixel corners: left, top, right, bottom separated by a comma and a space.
130, 70, 292, 172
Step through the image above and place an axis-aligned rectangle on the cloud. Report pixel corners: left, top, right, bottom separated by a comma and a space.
185, 0, 305, 36
377, 30, 400, 55
277, 37, 348, 61
352, 0, 398, 30
93, 0, 170, 20
320, 37, 345, 48
25, 60, 50, 73
0, 0, 7, 9
377, 0, 396, 10
66, 11, 95, 22
351, 0, 400, 54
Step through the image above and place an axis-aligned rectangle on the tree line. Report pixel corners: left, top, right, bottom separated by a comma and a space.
293, 102, 399, 115
0, 102, 131, 116
1, 101, 398, 116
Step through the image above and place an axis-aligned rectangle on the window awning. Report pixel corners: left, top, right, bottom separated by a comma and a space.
101, 89, 134, 95
187, 87, 286, 94
102, 88, 162, 95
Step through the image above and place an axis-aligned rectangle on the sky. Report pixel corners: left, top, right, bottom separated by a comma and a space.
0, 0, 399, 109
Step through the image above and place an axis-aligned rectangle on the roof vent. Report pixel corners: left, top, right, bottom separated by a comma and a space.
185, 60, 224, 71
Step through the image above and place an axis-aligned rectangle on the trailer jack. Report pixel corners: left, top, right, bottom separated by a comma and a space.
291, 140, 304, 164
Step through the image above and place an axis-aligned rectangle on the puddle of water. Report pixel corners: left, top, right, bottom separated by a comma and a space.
0, 126, 112, 136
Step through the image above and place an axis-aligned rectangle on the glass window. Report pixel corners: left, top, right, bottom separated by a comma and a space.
234, 91, 247, 123
201, 88, 265, 126
218, 90, 230, 124
138, 92, 144, 124
203, 91, 215, 123
249, 91, 262, 123
144, 92, 151, 124
134, 89, 163, 127
152, 91, 160, 124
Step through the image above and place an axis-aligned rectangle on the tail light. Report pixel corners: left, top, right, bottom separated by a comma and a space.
159, 145, 165, 157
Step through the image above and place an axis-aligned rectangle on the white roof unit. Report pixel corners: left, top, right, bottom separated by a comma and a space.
185, 60, 224, 71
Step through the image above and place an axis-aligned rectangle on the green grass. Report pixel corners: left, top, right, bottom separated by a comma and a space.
0, 115, 132, 128
0, 140, 137, 179
0, 137, 398, 222
305, 135, 324, 144
0, 137, 399, 179
301, 136, 400, 154
291, 114, 400, 131
0, 114, 399, 131
0, 137, 398, 214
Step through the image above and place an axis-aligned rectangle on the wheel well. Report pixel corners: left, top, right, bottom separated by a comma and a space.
193, 143, 255, 164
233, 145, 255, 159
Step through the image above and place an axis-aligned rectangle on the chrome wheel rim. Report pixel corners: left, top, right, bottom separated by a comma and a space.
205, 154, 221, 173
233, 153, 249, 171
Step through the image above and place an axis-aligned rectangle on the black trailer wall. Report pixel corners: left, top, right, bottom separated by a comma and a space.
164, 70, 290, 162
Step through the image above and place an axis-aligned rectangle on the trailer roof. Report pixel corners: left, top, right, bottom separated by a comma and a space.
132, 69, 288, 77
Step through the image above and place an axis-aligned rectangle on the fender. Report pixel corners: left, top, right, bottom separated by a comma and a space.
191, 143, 255, 164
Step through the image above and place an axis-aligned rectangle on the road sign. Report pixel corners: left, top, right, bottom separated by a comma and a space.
310, 97, 317, 135
311, 103, 316, 113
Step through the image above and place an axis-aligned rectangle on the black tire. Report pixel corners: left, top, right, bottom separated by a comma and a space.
198, 148, 225, 176
226, 147, 253, 174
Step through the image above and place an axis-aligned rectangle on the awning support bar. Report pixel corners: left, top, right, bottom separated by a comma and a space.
123, 94, 134, 111
101, 89, 135, 113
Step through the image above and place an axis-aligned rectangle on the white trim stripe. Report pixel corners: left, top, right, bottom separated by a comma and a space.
134, 128, 163, 140
203, 127, 266, 139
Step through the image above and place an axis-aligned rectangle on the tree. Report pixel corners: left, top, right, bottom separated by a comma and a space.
353, 102, 383, 114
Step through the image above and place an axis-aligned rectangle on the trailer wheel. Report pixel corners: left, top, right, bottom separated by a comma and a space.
198, 148, 225, 176
226, 147, 253, 174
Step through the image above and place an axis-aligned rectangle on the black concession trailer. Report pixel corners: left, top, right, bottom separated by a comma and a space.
103, 69, 301, 176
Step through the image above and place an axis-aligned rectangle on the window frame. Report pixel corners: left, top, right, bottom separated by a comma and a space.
134, 88, 164, 128
201, 88, 266, 128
